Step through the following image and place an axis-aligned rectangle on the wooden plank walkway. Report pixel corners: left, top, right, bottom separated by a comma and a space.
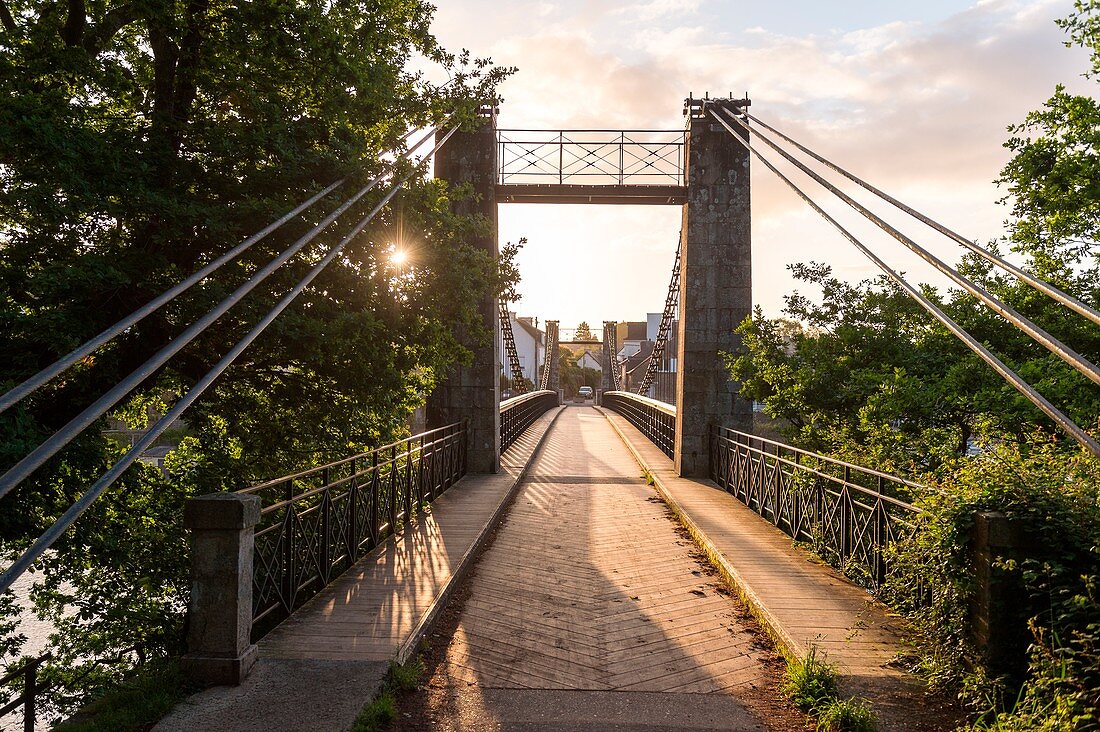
600, 407, 958, 732
396, 406, 806, 731
157, 408, 562, 732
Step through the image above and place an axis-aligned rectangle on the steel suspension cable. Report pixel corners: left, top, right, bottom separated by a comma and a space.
706, 106, 1100, 457
0, 127, 459, 594
721, 107, 1100, 385
0, 127, 441, 503
499, 301, 527, 394
0, 128, 422, 416
717, 107, 1100, 389
745, 113, 1100, 328
637, 239, 680, 395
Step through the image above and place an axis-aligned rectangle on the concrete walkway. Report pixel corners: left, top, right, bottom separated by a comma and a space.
395, 406, 806, 732
600, 407, 957, 732
156, 408, 562, 732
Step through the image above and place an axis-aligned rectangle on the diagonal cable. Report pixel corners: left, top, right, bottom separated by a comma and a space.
0, 127, 441, 502
719, 107, 1100, 388
707, 105, 1100, 457
0, 128, 420, 416
745, 113, 1100, 328
0, 127, 459, 594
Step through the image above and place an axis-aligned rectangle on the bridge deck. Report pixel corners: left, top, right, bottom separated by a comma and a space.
600, 407, 960, 731
157, 410, 562, 732
160, 405, 951, 731
393, 406, 806, 730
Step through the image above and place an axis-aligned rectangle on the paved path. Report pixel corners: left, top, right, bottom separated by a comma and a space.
157, 408, 562, 732
397, 406, 804, 731
600, 408, 959, 732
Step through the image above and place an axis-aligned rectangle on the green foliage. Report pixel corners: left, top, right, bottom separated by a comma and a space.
351, 691, 396, 732
815, 698, 876, 732
575, 321, 593, 340
388, 656, 424, 692
52, 658, 196, 732
782, 646, 839, 713
732, 5, 1100, 729
781, 647, 875, 731
882, 435, 1100, 726
0, 0, 515, 718
350, 656, 424, 732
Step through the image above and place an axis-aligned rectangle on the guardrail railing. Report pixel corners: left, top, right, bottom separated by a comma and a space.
710, 427, 921, 591
0, 655, 49, 732
600, 391, 676, 459
497, 129, 686, 186
239, 422, 467, 636
500, 390, 559, 452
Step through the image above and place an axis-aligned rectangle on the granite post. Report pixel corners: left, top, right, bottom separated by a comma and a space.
182, 492, 261, 685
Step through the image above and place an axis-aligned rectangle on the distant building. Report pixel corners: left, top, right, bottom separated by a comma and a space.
576, 350, 602, 371
615, 321, 647, 361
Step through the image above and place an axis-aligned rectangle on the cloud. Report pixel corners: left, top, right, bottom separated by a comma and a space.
611, 0, 702, 23
431, 0, 1094, 321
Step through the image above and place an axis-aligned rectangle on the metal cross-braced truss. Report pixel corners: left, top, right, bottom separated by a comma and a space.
499, 301, 527, 394
710, 428, 924, 595
602, 322, 620, 391
540, 321, 559, 391
243, 423, 467, 637
637, 240, 680, 397
498, 130, 686, 186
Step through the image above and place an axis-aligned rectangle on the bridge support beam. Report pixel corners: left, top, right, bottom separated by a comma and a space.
430, 114, 500, 473
675, 111, 753, 478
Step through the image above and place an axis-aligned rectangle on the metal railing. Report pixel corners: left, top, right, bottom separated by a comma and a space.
239, 422, 467, 636
0, 655, 48, 732
498, 130, 686, 186
500, 390, 559, 453
601, 391, 676, 459
710, 427, 922, 592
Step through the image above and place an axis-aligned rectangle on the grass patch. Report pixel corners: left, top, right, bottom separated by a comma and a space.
782, 646, 838, 712
53, 658, 196, 732
816, 698, 876, 732
642, 468, 655, 486
350, 656, 425, 732
350, 690, 396, 732
781, 647, 876, 732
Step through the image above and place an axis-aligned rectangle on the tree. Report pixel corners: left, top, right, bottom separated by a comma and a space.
574, 321, 593, 340
0, 0, 513, 713
731, 4, 1100, 722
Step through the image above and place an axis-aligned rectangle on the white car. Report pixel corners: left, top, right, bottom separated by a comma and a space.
578, 386, 594, 400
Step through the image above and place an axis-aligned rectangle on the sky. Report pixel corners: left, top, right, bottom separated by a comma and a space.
425, 0, 1093, 329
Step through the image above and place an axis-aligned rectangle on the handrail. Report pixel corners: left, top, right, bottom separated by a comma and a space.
717, 427, 926, 492
601, 390, 677, 417
247, 422, 467, 632
497, 128, 685, 134
500, 390, 559, 452
499, 389, 555, 412
238, 423, 463, 496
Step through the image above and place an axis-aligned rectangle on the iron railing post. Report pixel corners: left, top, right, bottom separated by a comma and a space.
389, 445, 398, 530
370, 451, 380, 546
282, 479, 294, 614
320, 467, 331, 584
23, 657, 38, 732
348, 458, 358, 558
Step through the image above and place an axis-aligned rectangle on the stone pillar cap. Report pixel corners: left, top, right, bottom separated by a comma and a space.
184, 492, 262, 530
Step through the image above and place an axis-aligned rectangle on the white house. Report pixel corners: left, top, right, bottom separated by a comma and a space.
576, 349, 602, 371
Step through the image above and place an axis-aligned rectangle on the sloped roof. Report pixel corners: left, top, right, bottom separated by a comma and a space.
512, 315, 544, 344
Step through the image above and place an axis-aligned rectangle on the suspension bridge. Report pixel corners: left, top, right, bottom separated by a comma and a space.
2, 94, 1097, 731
